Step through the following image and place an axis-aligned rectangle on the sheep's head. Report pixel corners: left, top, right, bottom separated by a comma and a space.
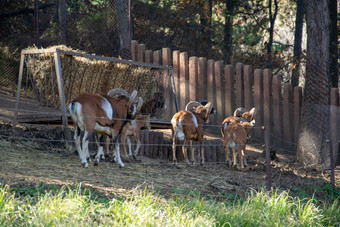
108, 88, 143, 119
185, 101, 213, 123
234, 107, 257, 122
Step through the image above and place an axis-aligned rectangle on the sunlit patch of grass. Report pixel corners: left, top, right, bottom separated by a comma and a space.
0, 183, 339, 226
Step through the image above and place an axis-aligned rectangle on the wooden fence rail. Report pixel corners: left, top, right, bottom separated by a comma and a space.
130, 40, 340, 158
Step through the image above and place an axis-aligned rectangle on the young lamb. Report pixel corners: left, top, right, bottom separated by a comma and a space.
119, 114, 151, 160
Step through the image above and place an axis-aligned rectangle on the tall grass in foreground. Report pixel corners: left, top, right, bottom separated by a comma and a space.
0, 184, 339, 226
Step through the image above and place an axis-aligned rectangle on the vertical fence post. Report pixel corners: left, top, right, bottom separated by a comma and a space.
14, 53, 26, 125
189, 56, 198, 102
180, 52, 189, 109
173, 51, 180, 108
263, 69, 272, 139
162, 47, 172, 119
198, 57, 207, 101
283, 83, 294, 151
207, 59, 215, 110
265, 126, 272, 191
236, 63, 244, 108
214, 61, 224, 123
54, 50, 68, 128
131, 40, 138, 61
243, 65, 253, 110
224, 65, 235, 117
145, 50, 153, 64
254, 69, 263, 140
272, 75, 282, 148
137, 44, 145, 63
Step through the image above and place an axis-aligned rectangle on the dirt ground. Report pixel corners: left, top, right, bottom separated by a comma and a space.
0, 91, 339, 200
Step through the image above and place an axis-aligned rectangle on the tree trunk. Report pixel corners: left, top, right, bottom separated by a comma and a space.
328, 0, 338, 88
224, 0, 236, 64
58, 0, 67, 45
267, 0, 278, 69
116, 0, 132, 60
296, 0, 331, 168
291, 0, 304, 87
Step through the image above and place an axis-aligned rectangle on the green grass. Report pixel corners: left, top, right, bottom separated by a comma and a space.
0, 183, 339, 226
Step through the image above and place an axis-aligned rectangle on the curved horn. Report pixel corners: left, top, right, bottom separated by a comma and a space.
204, 102, 213, 118
249, 107, 257, 120
132, 97, 144, 119
233, 107, 249, 117
107, 88, 130, 99
185, 101, 203, 112
127, 90, 138, 108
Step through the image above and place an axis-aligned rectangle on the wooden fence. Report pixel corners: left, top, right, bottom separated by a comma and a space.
130, 40, 340, 157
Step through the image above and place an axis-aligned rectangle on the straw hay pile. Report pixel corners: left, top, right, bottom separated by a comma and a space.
26, 45, 167, 108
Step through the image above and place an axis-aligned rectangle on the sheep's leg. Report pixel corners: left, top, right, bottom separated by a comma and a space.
94, 133, 105, 165
74, 126, 82, 161
133, 134, 141, 160
199, 142, 204, 165
241, 145, 247, 168
113, 134, 124, 168
232, 147, 237, 167
182, 139, 190, 165
104, 136, 110, 158
172, 136, 177, 165
189, 140, 195, 166
225, 143, 231, 166
81, 131, 90, 168
127, 137, 132, 158
238, 145, 244, 169
120, 129, 129, 159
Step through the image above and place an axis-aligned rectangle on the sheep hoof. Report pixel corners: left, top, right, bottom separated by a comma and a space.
82, 162, 88, 168
119, 163, 125, 168
94, 160, 99, 166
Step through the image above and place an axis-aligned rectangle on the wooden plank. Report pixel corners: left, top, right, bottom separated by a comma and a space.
139, 130, 145, 156
283, 83, 293, 151
272, 75, 282, 147
244, 65, 254, 110
254, 69, 264, 140
144, 130, 150, 157
131, 40, 138, 62
207, 60, 215, 109
153, 50, 161, 65
162, 47, 172, 119
145, 50, 153, 64
198, 57, 207, 101
224, 65, 234, 117
14, 53, 25, 124
180, 52, 189, 109
263, 69, 272, 132
236, 62, 244, 108
293, 86, 302, 152
214, 61, 224, 123
173, 51, 181, 108
137, 44, 145, 63
54, 51, 68, 128
189, 56, 198, 102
